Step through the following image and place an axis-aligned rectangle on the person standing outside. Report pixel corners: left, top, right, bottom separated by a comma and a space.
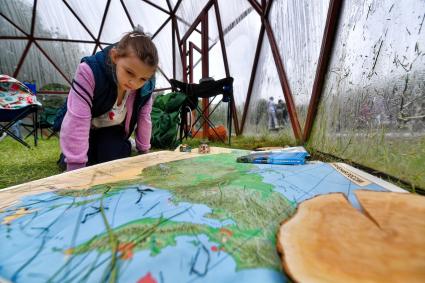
276, 99, 287, 126
267, 96, 278, 130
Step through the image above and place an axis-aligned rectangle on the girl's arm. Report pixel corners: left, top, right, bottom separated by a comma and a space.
135, 96, 153, 153
60, 63, 95, 171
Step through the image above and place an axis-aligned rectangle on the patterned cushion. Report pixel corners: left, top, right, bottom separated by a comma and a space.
0, 75, 42, 109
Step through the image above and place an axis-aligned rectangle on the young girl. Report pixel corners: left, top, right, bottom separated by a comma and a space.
60, 30, 158, 171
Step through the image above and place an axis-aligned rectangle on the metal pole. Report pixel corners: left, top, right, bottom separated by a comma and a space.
189, 42, 194, 83
303, 0, 342, 142
182, 42, 188, 82
180, 0, 214, 44
172, 15, 176, 78
201, 12, 209, 139
214, 0, 240, 135
240, 25, 265, 133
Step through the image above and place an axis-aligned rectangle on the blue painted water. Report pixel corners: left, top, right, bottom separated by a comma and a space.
251, 162, 387, 208
0, 186, 284, 283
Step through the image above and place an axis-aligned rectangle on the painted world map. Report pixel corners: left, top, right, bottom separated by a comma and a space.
0, 151, 388, 282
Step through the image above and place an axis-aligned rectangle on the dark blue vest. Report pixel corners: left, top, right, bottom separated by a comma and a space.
81, 44, 155, 138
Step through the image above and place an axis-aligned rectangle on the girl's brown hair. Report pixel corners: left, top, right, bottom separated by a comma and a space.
115, 30, 159, 68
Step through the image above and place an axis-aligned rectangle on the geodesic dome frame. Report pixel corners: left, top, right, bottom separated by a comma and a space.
0, 0, 342, 142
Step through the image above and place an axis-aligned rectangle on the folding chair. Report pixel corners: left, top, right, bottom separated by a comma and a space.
38, 106, 59, 139
170, 77, 234, 145
0, 75, 41, 148
0, 105, 38, 148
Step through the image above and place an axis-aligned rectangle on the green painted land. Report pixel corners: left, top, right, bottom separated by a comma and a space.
71, 153, 295, 271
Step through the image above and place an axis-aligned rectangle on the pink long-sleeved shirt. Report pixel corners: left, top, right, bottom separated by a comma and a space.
60, 62, 152, 171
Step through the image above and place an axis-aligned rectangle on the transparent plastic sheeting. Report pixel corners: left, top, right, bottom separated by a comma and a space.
0, 0, 328, 141
244, 33, 296, 142
0, 0, 176, 90
0, 40, 27, 76
310, 0, 425, 188
217, 0, 261, 107
175, 0, 210, 38
0, 0, 32, 34
270, 0, 330, 128
0, 0, 329, 106
242, 0, 329, 138
121, 0, 169, 39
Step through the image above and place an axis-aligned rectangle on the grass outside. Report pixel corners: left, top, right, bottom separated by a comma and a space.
0, 137, 62, 189
0, 132, 296, 190
308, 128, 425, 193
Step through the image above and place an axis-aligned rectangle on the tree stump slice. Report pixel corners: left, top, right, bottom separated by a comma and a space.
277, 190, 425, 283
